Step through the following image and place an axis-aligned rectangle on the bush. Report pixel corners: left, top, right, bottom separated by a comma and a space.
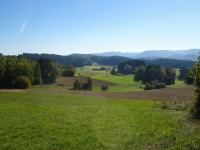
73, 79, 81, 90
33, 78, 41, 85
62, 65, 75, 77
111, 67, 118, 75
39, 59, 58, 84
14, 76, 31, 89
82, 77, 92, 90
101, 85, 108, 91
144, 80, 166, 90
73, 77, 93, 91
100, 67, 105, 70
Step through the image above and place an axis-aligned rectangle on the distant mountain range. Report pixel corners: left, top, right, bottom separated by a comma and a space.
94, 49, 200, 61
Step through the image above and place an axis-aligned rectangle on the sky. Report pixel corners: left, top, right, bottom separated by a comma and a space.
0, 0, 200, 55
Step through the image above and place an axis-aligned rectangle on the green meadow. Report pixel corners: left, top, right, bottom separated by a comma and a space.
92, 75, 143, 92
0, 92, 200, 149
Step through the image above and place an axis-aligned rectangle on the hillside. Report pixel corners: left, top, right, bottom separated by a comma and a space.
94, 49, 200, 61
21, 53, 129, 67
21, 53, 195, 68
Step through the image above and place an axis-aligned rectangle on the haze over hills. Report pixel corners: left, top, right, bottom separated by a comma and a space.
94, 49, 200, 61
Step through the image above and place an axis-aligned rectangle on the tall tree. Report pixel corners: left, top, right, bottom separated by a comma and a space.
39, 59, 57, 84
163, 68, 176, 85
62, 65, 75, 77
33, 62, 42, 85
191, 56, 200, 118
134, 66, 146, 81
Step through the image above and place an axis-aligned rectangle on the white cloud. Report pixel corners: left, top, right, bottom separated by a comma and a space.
19, 21, 27, 34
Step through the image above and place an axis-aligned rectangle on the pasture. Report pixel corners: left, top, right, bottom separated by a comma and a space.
0, 65, 198, 149
0, 91, 200, 149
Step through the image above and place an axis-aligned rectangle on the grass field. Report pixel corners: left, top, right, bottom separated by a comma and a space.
76, 66, 111, 76
0, 66, 196, 149
76, 66, 187, 92
169, 70, 186, 88
92, 75, 144, 92
92, 75, 137, 86
0, 92, 200, 149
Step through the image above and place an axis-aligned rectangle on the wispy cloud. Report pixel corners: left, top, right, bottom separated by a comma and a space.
19, 21, 27, 34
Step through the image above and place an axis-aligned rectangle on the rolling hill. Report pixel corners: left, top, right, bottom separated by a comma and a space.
94, 49, 200, 61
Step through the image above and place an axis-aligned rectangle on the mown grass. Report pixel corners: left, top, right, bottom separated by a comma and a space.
0, 92, 200, 149
92, 75, 144, 92
76, 65, 111, 76
169, 70, 186, 88
171, 79, 186, 87
76, 66, 187, 92
92, 75, 137, 86
93, 85, 143, 92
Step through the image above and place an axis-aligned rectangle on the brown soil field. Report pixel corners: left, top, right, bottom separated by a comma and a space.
0, 78, 195, 101
0, 89, 26, 93
68, 85, 195, 101
27, 85, 194, 101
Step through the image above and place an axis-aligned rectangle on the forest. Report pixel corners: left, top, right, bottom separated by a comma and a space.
22, 53, 195, 68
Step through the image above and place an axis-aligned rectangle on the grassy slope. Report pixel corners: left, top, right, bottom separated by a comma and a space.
76, 66, 188, 92
0, 92, 200, 149
92, 75, 143, 92
76, 66, 111, 76
169, 70, 186, 88
76, 66, 143, 92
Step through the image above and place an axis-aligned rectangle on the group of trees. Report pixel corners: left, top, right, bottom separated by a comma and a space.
144, 80, 166, 90
135, 65, 176, 85
62, 65, 75, 77
0, 56, 58, 89
134, 65, 176, 90
179, 67, 195, 84
118, 60, 145, 74
73, 77, 93, 90
145, 59, 195, 69
22, 53, 128, 67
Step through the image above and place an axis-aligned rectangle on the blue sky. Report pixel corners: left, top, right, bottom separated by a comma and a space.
0, 0, 200, 55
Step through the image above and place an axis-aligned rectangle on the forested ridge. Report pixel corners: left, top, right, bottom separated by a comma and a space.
21, 53, 195, 68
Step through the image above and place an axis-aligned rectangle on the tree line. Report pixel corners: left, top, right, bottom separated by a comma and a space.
22, 53, 128, 67
22, 53, 195, 68
0, 56, 59, 89
134, 65, 176, 90
179, 66, 196, 84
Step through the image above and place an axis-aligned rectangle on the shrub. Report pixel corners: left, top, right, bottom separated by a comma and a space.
62, 65, 75, 77
39, 59, 58, 84
101, 85, 108, 91
100, 67, 105, 70
73, 77, 93, 91
144, 80, 166, 90
82, 77, 92, 90
14, 76, 31, 89
111, 67, 118, 75
73, 79, 81, 90
33, 63, 42, 85
33, 78, 41, 85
